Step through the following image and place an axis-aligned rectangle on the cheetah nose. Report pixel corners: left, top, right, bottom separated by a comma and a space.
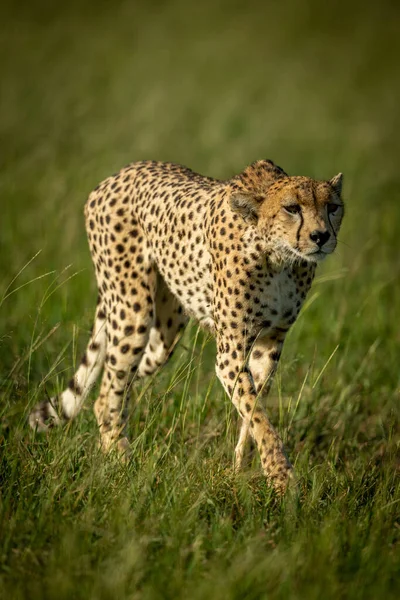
310, 229, 330, 248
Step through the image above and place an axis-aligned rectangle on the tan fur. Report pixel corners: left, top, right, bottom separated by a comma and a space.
30, 159, 344, 493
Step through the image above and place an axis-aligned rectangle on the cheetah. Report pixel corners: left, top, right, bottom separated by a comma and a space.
30, 159, 344, 493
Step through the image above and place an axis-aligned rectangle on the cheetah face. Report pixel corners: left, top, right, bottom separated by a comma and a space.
230, 172, 344, 265
261, 173, 344, 264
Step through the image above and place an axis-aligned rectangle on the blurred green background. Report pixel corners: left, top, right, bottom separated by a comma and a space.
0, 1, 399, 598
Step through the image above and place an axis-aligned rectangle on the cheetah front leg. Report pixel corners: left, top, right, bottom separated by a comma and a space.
235, 334, 285, 471
215, 333, 292, 494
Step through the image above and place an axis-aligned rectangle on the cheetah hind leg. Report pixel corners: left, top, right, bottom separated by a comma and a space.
92, 250, 160, 459
93, 272, 187, 460
137, 273, 188, 378
29, 298, 108, 431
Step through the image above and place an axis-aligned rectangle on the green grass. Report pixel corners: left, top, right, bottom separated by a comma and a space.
0, 0, 399, 598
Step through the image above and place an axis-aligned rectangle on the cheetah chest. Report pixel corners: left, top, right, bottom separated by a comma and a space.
257, 267, 304, 336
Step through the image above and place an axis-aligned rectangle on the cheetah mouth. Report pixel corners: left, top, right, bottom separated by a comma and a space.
273, 241, 332, 265
305, 249, 329, 262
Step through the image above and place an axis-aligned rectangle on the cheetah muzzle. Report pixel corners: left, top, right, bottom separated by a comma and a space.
29, 159, 344, 495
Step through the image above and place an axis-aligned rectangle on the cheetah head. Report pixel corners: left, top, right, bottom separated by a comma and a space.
230, 160, 344, 265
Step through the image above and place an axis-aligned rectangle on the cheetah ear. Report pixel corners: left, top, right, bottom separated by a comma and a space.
329, 173, 343, 196
230, 192, 263, 225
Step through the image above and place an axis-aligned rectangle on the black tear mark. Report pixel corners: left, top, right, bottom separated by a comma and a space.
296, 212, 304, 242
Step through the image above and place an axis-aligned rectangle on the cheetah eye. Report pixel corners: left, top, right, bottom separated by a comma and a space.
327, 203, 340, 214
283, 204, 301, 215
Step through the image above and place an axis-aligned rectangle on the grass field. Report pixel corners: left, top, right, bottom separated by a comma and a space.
0, 0, 399, 598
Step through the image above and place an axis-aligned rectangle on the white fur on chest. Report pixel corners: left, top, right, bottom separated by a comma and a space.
268, 268, 297, 310
258, 267, 299, 333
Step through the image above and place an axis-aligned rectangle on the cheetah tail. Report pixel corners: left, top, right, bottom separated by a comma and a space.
29, 299, 107, 431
